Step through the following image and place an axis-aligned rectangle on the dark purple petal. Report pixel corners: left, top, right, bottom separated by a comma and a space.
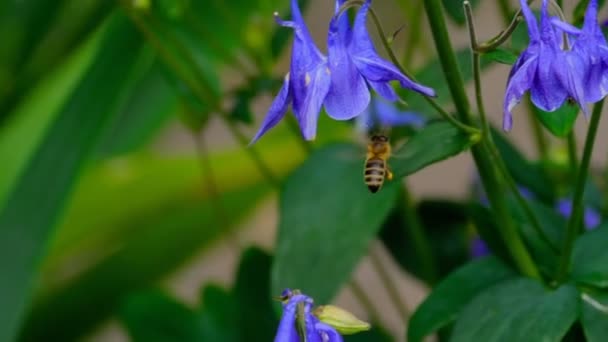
325, 12, 371, 120
470, 236, 490, 258
556, 199, 602, 230
250, 75, 291, 144
292, 64, 331, 140
349, 0, 435, 97
503, 56, 538, 130
556, 52, 589, 117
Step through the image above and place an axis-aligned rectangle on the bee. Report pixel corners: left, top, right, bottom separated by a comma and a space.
364, 134, 394, 193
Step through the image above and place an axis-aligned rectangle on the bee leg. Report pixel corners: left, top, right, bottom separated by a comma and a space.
387, 166, 394, 181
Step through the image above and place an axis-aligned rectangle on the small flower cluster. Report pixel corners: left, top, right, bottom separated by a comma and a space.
251, 0, 435, 143
504, 0, 608, 130
274, 289, 369, 342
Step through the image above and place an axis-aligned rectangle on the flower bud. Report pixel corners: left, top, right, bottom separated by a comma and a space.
313, 305, 370, 335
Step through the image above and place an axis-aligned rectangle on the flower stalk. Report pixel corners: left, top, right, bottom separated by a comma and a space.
556, 100, 605, 282
424, 0, 540, 279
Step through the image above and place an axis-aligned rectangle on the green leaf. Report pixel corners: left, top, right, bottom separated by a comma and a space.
408, 257, 516, 342
199, 286, 240, 342
581, 290, 608, 342
0, 13, 147, 342
121, 290, 201, 342
21, 183, 269, 341
392, 121, 477, 178
572, 224, 608, 287
534, 102, 579, 137
97, 60, 178, 157
483, 48, 518, 65
451, 279, 579, 341
441, 0, 480, 25
233, 247, 277, 341
272, 144, 400, 303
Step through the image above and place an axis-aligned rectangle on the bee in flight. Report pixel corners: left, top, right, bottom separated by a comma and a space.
364, 134, 393, 193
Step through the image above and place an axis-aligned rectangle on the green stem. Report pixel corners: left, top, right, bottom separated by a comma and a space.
556, 100, 604, 282
425, 0, 540, 279
365, 6, 479, 135
526, 100, 550, 160
399, 186, 438, 284
368, 246, 411, 320
567, 131, 578, 178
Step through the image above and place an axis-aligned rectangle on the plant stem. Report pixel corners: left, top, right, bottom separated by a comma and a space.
402, 0, 424, 69
556, 100, 604, 282
365, 7, 479, 135
526, 100, 550, 160
368, 245, 411, 320
425, 0, 540, 279
567, 131, 578, 178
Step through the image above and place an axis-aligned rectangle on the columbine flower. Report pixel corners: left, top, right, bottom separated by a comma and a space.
250, 0, 331, 143
356, 96, 426, 133
503, 0, 587, 131
552, 0, 608, 103
556, 198, 601, 230
275, 289, 369, 342
325, 0, 435, 120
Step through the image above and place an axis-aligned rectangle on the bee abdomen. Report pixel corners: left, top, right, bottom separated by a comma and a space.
364, 158, 386, 193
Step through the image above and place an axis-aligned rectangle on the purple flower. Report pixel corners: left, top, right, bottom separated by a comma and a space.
470, 236, 491, 258
552, 0, 608, 103
555, 198, 601, 230
275, 289, 343, 342
250, 0, 332, 143
251, 0, 435, 144
325, 0, 435, 120
503, 0, 587, 131
356, 96, 426, 132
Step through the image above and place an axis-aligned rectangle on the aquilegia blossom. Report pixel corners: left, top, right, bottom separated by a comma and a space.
356, 96, 426, 133
275, 289, 343, 342
250, 0, 331, 143
552, 0, 608, 103
503, 0, 587, 130
251, 0, 435, 143
324, 0, 435, 120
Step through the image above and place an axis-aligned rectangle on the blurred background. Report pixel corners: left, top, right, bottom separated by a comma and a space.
0, 0, 603, 341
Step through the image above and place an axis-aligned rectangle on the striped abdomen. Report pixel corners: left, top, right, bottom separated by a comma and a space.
364, 157, 387, 193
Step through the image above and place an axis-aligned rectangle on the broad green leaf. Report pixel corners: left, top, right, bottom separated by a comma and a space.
0, 14, 147, 342
345, 326, 392, 342
534, 102, 579, 137
121, 290, 201, 342
392, 121, 478, 178
483, 48, 518, 65
451, 279, 579, 341
571, 224, 608, 287
233, 247, 277, 341
492, 128, 555, 201
97, 60, 178, 157
0, 28, 103, 208
21, 183, 268, 341
199, 286, 240, 342
272, 144, 400, 303
442, 0, 480, 25
581, 290, 608, 342
403, 49, 491, 116
407, 257, 516, 342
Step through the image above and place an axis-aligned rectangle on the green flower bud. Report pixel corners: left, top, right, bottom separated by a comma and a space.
313, 305, 370, 335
